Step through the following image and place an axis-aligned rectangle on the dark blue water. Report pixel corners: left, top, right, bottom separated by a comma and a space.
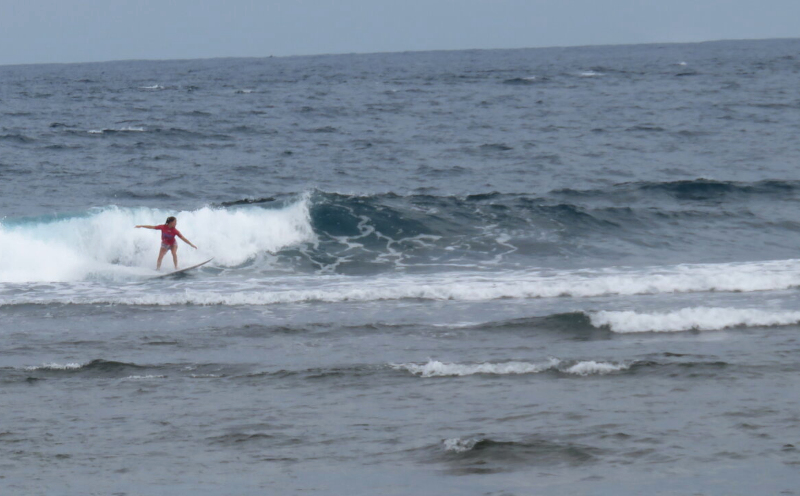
3, 39, 800, 495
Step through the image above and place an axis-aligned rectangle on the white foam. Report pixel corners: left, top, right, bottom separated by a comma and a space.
580, 71, 603, 77
124, 375, 167, 380
392, 359, 561, 377
391, 358, 628, 377
24, 362, 83, 371
0, 196, 314, 283
564, 361, 629, 375
591, 307, 800, 333
443, 437, 479, 453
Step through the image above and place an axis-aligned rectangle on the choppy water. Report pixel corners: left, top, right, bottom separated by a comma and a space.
3, 39, 800, 495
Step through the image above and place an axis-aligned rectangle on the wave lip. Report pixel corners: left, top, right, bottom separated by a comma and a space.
392, 358, 629, 377
591, 307, 800, 333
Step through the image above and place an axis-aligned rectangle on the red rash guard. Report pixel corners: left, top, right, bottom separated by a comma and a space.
157, 225, 181, 246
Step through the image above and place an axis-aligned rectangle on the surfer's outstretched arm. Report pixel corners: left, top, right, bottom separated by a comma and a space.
136, 225, 158, 229
178, 233, 197, 249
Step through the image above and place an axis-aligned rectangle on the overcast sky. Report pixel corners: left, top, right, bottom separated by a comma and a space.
2, 0, 799, 66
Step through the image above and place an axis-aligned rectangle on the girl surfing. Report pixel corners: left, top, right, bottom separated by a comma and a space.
136, 216, 197, 270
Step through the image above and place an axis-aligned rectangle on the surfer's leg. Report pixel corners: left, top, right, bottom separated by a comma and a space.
156, 246, 169, 270
170, 244, 179, 269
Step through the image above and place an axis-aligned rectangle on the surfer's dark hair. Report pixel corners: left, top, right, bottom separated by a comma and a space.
166, 216, 176, 224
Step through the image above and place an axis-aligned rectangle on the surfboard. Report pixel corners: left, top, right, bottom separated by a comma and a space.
152, 258, 213, 279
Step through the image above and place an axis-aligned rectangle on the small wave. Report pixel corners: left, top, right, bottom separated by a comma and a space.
592, 307, 800, 333
626, 125, 665, 132
503, 77, 538, 85
480, 312, 597, 333
563, 361, 629, 375
437, 436, 599, 473
209, 432, 276, 445
0, 134, 35, 143
217, 197, 277, 207
393, 359, 559, 377
554, 178, 800, 201
81, 126, 231, 141
478, 143, 513, 152
23, 359, 142, 372
305, 126, 339, 133
443, 437, 479, 453
155, 127, 232, 140
88, 127, 145, 135
391, 358, 629, 377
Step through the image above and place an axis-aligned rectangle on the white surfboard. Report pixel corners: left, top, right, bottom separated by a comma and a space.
152, 258, 213, 278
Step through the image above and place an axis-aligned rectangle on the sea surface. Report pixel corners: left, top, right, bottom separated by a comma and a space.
2, 39, 800, 495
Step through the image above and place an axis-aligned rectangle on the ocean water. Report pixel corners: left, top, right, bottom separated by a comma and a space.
3, 39, 800, 495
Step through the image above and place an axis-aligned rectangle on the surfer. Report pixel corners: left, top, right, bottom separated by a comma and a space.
135, 216, 197, 270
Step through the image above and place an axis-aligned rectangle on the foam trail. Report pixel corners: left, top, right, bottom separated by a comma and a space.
0, 196, 314, 283
592, 307, 800, 333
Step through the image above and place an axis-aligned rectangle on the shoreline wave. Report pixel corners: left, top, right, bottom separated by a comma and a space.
3, 259, 799, 305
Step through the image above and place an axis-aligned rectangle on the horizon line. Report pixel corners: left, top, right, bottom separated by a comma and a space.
1, 36, 797, 69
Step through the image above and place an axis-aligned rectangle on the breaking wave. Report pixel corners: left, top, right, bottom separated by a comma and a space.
0, 195, 314, 283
